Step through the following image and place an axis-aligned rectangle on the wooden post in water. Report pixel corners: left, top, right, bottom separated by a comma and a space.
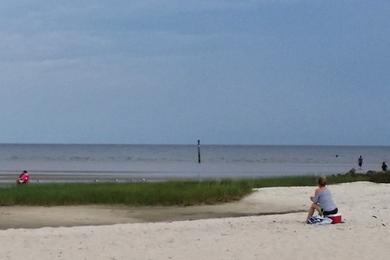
197, 139, 201, 164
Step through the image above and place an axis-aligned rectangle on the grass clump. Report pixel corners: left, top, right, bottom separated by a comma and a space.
233, 174, 370, 189
367, 171, 390, 183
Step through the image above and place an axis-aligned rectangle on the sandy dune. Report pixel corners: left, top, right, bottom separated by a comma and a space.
0, 182, 389, 260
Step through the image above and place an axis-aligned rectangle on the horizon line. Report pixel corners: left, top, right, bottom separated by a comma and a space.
0, 142, 389, 147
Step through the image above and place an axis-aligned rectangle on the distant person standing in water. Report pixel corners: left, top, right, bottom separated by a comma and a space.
382, 162, 388, 172
358, 156, 363, 169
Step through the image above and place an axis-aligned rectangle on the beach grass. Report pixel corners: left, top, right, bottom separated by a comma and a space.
245, 174, 371, 188
0, 172, 388, 206
0, 180, 252, 206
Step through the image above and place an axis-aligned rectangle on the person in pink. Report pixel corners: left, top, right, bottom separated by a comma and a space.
17, 170, 30, 184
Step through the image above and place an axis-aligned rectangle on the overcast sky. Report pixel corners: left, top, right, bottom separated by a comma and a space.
0, 0, 389, 145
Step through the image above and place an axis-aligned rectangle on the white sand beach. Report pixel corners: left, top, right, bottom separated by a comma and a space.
0, 181, 389, 260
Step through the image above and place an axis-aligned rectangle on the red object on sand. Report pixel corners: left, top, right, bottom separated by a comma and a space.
18, 171, 30, 184
329, 215, 342, 224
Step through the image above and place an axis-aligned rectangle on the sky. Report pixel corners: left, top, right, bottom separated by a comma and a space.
0, 0, 389, 145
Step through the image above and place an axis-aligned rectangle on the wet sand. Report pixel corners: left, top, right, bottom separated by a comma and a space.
0, 171, 168, 184
0, 187, 305, 229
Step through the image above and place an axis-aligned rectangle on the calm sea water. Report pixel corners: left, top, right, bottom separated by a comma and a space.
0, 144, 389, 182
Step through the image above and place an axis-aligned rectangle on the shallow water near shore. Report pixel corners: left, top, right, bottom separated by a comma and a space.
0, 144, 389, 182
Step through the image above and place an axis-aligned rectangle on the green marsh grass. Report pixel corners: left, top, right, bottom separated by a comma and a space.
0, 172, 388, 206
0, 180, 252, 206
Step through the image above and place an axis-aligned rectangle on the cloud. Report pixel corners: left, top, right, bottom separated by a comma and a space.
0, 1, 247, 63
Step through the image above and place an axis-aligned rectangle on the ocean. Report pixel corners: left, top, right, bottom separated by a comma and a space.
0, 144, 389, 183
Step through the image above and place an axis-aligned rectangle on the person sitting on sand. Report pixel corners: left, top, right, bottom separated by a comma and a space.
17, 170, 30, 185
306, 176, 338, 222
